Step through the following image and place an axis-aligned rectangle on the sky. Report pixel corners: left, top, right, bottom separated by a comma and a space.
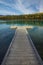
0, 0, 43, 15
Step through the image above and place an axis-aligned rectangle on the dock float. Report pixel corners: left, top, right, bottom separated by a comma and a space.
1, 26, 43, 65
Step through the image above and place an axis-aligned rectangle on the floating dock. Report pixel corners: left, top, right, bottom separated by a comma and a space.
1, 26, 43, 65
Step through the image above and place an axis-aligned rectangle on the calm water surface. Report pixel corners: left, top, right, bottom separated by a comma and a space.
27, 26, 43, 60
0, 20, 43, 64
0, 23, 16, 65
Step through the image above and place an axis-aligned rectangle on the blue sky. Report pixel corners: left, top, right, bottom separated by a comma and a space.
0, 0, 43, 15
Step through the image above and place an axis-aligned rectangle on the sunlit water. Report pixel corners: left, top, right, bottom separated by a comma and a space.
27, 26, 43, 60
0, 23, 16, 65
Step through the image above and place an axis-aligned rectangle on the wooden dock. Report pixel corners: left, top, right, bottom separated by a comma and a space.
1, 26, 43, 65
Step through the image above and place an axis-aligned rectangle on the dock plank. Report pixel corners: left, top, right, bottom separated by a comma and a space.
2, 27, 40, 65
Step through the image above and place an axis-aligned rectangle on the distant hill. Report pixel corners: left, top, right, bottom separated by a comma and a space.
0, 13, 43, 20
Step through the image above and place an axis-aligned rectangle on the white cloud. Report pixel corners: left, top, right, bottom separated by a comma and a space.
39, 0, 43, 12
0, 0, 43, 15
14, 0, 39, 14
0, 0, 16, 10
0, 9, 16, 15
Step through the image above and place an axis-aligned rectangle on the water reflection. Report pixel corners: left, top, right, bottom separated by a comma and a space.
0, 24, 16, 65
0, 20, 43, 63
0, 20, 43, 26
27, 26, 43, 60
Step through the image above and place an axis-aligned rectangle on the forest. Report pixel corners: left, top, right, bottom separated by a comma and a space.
0, 13, 43, 21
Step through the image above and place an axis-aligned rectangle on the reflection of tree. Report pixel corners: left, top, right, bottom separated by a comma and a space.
0, 13, 43, 25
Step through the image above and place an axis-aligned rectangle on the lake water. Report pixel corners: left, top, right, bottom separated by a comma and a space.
0, 23, 16, 65
27, 26, 43, 60
0, 20, 43, 64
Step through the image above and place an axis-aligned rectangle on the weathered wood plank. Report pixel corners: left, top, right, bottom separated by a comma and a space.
1, 27, 41, 65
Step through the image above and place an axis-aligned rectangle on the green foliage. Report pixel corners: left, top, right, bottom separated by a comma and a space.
0, 13, 43, 20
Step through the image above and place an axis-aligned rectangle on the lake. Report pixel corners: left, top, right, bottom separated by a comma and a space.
0, 23, 16, 65
0, 20, 43, 64
27, 26, 43, 60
